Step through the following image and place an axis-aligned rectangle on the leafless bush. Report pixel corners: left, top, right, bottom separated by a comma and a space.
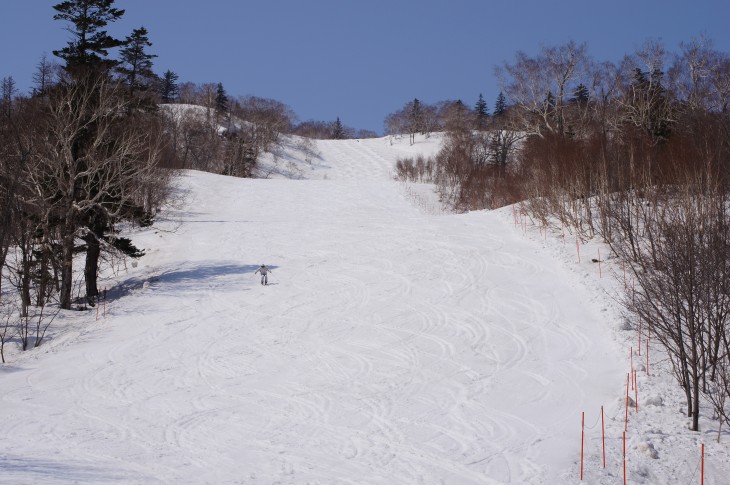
395, 155, 435, 183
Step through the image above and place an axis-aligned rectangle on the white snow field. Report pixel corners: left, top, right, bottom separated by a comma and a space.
1, 134, 727, 484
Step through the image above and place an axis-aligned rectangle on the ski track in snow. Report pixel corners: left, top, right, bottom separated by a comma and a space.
0, 135, 625, 484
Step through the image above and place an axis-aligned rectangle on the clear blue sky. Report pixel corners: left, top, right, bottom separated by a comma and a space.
2, 0, 729, 134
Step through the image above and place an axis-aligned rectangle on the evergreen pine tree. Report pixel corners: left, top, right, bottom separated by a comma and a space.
629, 68, 672, 141
52, 0, 125, 75
116, 27, 157, 97
160, 69, 179, 103
494, 91, 507, 117
1, 76, 16, 117
332, 117, 345, 139
474, 93, 489, 130
51, 0, 129, 309
572, 83, 589, 104
215, 82, 229, 114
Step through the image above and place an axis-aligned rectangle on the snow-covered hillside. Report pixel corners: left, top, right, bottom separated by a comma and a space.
1, 134, 727, 484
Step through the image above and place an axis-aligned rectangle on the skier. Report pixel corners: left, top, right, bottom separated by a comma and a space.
254, 264, 272, 285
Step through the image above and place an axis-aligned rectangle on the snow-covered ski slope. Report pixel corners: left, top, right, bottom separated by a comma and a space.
2, 134, 629, 483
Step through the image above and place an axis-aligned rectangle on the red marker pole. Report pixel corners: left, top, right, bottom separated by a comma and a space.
623, 431, 627, 485
576, 237, 581, 263
630, 346, 634, 390
701, 443, 705, 485
634, 369, 638, 412
601, 405, 606, 468
625, 373, 629, 431
632, 278, 635, 305
580, 411, 585, 480
646, 340, 649, 376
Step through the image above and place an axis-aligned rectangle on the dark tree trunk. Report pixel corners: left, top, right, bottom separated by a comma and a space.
59, 204, 76, 310
83, 230, 100, 304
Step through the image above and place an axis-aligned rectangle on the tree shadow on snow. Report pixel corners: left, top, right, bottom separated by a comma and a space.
0, 455, 137, 483
111, 263, 276, 300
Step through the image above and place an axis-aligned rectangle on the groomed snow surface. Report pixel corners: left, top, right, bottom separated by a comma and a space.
1, 134, 728, 483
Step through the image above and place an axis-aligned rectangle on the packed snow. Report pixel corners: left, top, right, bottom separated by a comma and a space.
1, 133, 728, 483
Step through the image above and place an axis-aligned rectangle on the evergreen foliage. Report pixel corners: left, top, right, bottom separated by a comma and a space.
572, 83, 589, 104
160, 69, 179, 103
52, 0, 125, 74
215, 82, 229, 114
474, 93, 489, 130
117, 27, 157, 96
332, 117, 345, 139
494, 91, 507, 116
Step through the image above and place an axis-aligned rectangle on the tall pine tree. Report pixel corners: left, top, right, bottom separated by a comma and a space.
52, 0, 125, 76
51, 0, 155, 308
332, 117, 345, 139
159, 69, 179, 103
494, 91, 507, 117
474, 93, 489, 130
572, 83, 589, 104
215, 82, 229, 114
116, 27, 157, 97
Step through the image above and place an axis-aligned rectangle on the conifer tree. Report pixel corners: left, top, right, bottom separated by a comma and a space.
572, 83, 589, 104
474, 93, 489, 130
408, 98, 423, 144
494, 91, 507, 117
117, 27, 157, 97
52, 0, 125, 75
50, 0, 160, 308
332, 117, 345, 139
160, 69, 179, 103
215, 82, 229, 114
